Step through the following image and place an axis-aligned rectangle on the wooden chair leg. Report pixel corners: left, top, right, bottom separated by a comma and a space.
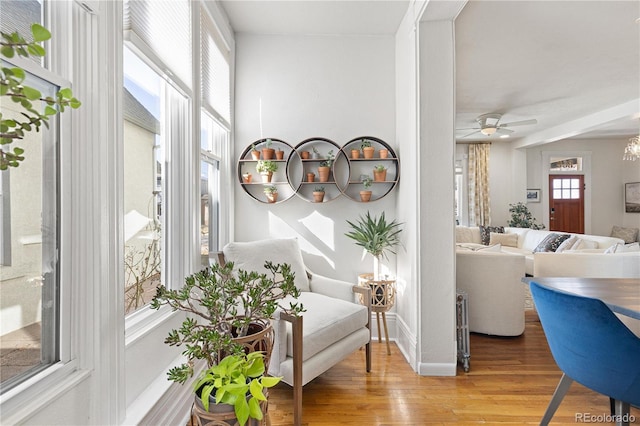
541, 373, 573, 426
281, 313, 303, 426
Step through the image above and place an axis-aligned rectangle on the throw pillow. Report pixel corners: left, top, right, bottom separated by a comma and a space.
455, 226, 474, 243
479, 225, 504, 245
610, 225, 640, 244
489, 232, 518, 247
556, 236, 578, 252
605, 242, 640, 253
533, 233, 571, 253
574, 238, 598, 250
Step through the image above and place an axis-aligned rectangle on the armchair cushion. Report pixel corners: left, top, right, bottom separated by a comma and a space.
223, 238, 310, 291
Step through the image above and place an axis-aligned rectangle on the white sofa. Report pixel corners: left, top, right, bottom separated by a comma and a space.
456, 250, 526, 336
456, 226, 625, 276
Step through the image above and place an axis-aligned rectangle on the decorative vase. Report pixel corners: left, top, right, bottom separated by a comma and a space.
317, 166, 330, 182
307, 173, 315, 183
300, 151, 310, 160
351, 149, 360, 159
275, 150, 284, 160
313, 191, 325, 203
379, 149, 389, 159
373, 169, 387, 182
363, 146, 375, 159
251, 150, 261, 160
359, 190, 372, 202
261, 172, 273, 183
262, 148, 275, 160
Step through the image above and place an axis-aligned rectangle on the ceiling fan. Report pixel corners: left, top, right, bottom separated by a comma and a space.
457, 113, 538, 138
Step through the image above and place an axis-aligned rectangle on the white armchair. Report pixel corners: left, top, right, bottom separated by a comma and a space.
219, 238, 371, 425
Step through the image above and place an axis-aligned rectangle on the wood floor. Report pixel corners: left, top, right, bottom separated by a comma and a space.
263, 311, 639, 425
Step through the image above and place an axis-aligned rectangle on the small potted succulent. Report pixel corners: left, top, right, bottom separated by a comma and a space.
256, 160, 278, 182
275, 147, 285, 160
242, 172, 252, 183
317, 150, 335, 183
263, 185, 278, 203
359, 174, 373, 202
373, 164, 387, 182
261, 138, 275, 160
313, 186, 325, 203
361, 139, 375, 159
250, 144, 260, 160
311, 146, 321, 160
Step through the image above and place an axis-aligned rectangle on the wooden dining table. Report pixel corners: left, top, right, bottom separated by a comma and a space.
522, 277, 640, 320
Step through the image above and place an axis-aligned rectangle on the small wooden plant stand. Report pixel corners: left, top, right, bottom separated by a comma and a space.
358, 274, 396, 355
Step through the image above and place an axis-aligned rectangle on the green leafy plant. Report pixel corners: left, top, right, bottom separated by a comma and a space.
312, 146, 320, 155
345, 211, 403, 279
319, 150, 335, 167
263, 138, 272, 148
194, 352, 281, 426
507, 202, 545, 230
150, 261, 304, 384
250, 144, 258, 152
1, 23, 81, 169
374, 164, 387, 172
360, 139, 372, 150
263, 185, 277, 195
360, 174, 373, 189
256, 160, 278, 173
314, 186, 325, 192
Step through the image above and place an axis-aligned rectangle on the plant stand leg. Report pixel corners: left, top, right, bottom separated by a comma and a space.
375, 312, 382, 343
382, 312, 391, 355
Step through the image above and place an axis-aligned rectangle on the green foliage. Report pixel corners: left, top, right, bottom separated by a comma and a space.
1, 23, 81, 169
507, 202, 545, 230
360, 138, 372, 150
194, 352, 281, 425
319, 150, 335, 167
150, 261, 304, 384
256, 160, 278, 173
360, 174, 373, 189
263, 185, 277, 194
345, 211, 403, 260
374, 164, 386, 172
314, 186, 325, 192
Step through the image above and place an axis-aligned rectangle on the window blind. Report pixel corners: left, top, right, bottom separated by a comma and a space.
123, 0, 192, 89
201, 7, 230, 125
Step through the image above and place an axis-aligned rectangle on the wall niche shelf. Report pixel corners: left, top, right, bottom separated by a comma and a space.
237, 136, 399, 204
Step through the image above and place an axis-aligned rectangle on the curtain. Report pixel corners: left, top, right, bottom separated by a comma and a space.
468, 143, 491, 226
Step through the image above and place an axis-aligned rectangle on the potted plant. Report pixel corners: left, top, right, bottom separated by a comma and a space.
150, 261, 303, 422
373, 164, 387, 182
311, 146, 321, 160
345, 211, 403, 281
379, 148, 389, 159
313, 186, 325, 203
250, 144, 260, 160
317, 150, 334, 183
263, 185, 278, 203
300, 150, 310, 160
256, 160, 278, 183
351, 146, 360, 159
193, 351, 280, 426
361, 139, 375, 159
261, 139, 275, 160
275, 147, 285, 160
242, 172, 252, 183
507, 202, 545, 229
306, 172, 315, 183
359, 174, 373, 202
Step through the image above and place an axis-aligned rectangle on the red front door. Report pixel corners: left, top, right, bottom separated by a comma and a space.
549, 175, 584, 233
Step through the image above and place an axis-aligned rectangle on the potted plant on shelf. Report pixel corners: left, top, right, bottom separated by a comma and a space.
313, 186, 325, 203
361, 139, 375, 159
256, 160, 278, 183
373, 164, 387, 182
311, 146, 321, 160
317, 150, 334, 183
250, 144, 260, 160
263, 185, 278, 203
261, 139, 275, 160
150, 261, 303, 424
379, 148, 389, 159
359, 174, 373, 202
193, 351, 280, 426
345, 211, 403, 281
351, 146, 360, 159
275, 147, 285, 160
306, 172, 315, 183
242, 172, 252, 183
300, 150, 310, 160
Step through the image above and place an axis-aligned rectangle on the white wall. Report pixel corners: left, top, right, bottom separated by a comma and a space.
526, 137, 640, 235
233, 33, 398, 283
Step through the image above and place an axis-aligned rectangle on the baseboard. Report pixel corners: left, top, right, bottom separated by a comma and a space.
418, 362, 457, 376
393, 314, 417, 371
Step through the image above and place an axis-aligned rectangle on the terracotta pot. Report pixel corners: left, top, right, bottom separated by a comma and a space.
317, 166, 330, 182
266, 192, 278, 203
261, 172, 273, 183
363, 146, 375, 159
262, 148, 275, 160
373, 169, 387, 182
300, 151, 310, 160
379, 149, 389, 159
313, 191, 325, 203
307, 173, 315, 183
360, 190, 372, 202
275, 150, 285, 160
351, 149, 360, 159
242, 174, 252, 183
250, 150, 261, 160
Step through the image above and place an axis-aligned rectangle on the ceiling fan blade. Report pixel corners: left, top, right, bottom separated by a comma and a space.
456, 126, 481, 131
496, 128, 514, 135
460, 129, 481, 138
500, 119, 538, 127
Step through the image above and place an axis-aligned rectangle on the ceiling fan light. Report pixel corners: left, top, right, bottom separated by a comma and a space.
480, 127, 497, 136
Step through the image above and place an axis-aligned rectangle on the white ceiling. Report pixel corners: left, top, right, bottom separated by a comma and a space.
219, 0, 640, 145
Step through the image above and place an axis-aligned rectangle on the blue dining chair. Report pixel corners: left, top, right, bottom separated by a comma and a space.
529, 281, 640, 426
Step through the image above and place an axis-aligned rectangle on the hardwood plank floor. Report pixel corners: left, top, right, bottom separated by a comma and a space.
263, 311, 639, 425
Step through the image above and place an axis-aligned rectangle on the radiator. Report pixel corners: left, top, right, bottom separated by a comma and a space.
456, 291, 471, 372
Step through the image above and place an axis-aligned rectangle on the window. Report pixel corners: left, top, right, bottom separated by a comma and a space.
550, 156, 582, 172
552, 178, 581, 200
0, 67, 60, 391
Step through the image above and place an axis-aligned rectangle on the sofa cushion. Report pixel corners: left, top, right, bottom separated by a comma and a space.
490, 232, 518, 247
604, 242, 640, 253
285, 292, 368, 361
611, 225, 640, 244
455, 226, 475, 243
479, 225, 504, 245
457, 243, 502, 252
533, 233, 571, 253
556, 236, 600, 252
223, 238, 310, 292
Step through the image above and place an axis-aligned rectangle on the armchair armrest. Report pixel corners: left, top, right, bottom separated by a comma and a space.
308, 271, 359, 303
